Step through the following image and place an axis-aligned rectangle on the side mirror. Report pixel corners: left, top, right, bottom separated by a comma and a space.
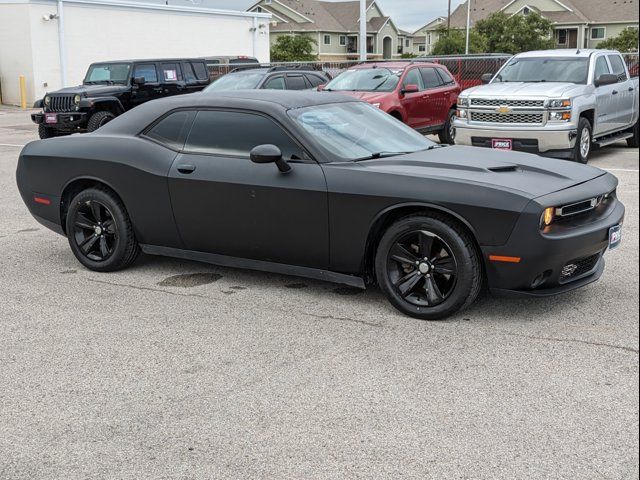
317, 84, 326, 91
401, 84, 420, 94
250, 144, 291, 173
594, 73, 618, 88
481, 73, 493, 84
133, 76, 146, 85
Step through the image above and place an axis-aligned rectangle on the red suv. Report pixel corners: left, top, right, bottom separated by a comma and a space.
322, 62, 460, 144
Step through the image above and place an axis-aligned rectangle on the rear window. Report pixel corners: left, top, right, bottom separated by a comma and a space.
436, 68, 455, 85
305, 74, 326, 88
286, 75, 308, 90
161, 63, 181, 82
192, 62, 208, 80
608, 55, 628, 81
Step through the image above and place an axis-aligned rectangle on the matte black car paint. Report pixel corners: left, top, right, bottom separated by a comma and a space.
17, 91, 625, 297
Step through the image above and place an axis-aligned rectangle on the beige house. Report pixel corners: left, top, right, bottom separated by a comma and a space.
248, 0, 403, 60
410, 17, 447, 56
447, 0, 639, 50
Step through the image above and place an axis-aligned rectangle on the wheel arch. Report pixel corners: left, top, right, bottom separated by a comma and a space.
59, 176, 126, 234
362, 202, 483, 283
388, 110, 404, 122
579, 108, 595, 127
83, 97, 125, 115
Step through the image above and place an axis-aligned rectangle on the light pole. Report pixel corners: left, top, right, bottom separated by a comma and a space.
360, 0, 367, 61
465, 0, 471, 55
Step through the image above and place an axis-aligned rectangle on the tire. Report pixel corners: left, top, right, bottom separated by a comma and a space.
375, 213, 482, 320
571, 117, 592, 164
38, 124, 58, 139
627, 120, 639, 148
66, 187, 139, 272
87, 111, 116, 132
438, 109, 457, 145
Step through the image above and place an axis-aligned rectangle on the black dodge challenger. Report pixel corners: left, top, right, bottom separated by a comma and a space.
17, 91, 624, 319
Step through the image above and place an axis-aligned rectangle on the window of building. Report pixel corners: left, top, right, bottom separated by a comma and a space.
557, 29, 567, 45
591, 27, 606, 40
324, 34, 331, 45
185, 110, 304, 160
339, 35, 347, 46
522, 7, 530, 15
418, 45, 426, 52
405, 39, 410, 48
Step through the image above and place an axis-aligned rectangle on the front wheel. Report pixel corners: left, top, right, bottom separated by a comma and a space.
66, 187, 139, 272
438, 109, 457, 145
375, 214, 482, 320
571, 117, 592, 164
87, 111, 116, 132
627, 120, 639, 148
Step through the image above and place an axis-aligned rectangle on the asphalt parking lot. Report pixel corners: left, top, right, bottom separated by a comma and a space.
0, 106, 638, 480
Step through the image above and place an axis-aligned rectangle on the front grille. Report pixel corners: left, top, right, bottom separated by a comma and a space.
470, 98, 545, 108
470, 112, 544, 124
560, 253, 600, 283
47, 95, 75, 113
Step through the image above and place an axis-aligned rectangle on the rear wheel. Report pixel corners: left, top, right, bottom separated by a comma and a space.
66, 187, 139, 272
87, 111, 116, 132
438, 109, 457, 145
627, 120, 639, 148
38, 124, 58, 139
571, 117, 592, 164
375, 214, 482, 320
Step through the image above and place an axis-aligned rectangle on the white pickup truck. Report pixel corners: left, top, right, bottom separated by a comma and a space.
454, 49, 639, 163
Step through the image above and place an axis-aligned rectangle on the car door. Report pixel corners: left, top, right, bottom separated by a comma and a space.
167, 109, 329, 269
593, 54, 619, 135
607, 54, 634, 128
130, 62, 162, 106
419, 67, 449, 128
399, 67, 427, 128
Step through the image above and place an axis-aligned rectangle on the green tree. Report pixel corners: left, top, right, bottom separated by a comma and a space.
431, 26, 488, 55
270, 35, 317, 62
598, 28, 640, 52
475, 11, 554, 54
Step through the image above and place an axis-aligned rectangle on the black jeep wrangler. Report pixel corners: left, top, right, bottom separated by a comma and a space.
32, 58, 209, 139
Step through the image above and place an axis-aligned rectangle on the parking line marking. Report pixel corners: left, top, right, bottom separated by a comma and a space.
0, 143, 25, 147
603, 168, 639, 172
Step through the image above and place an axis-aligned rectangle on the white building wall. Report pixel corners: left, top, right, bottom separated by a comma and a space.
0, 0, 271, 105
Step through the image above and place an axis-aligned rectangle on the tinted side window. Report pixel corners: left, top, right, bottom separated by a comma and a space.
402, 68, 424, 90
608, 55, 628, 81
421, 67, 443, 89
263, 75, 286, 90
305, 74, 325, 88
145, 110, 195, 150
192, 62, 208, 81
134, 63, 158, 83
436, 68, 455, 85
594, 56, 610, 79
286, 75, 308, 90
183, 63, 197, 83
161, 63, 182, 82
185, 110, 305, 160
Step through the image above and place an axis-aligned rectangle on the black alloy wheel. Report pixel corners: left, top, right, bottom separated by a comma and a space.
375, 214, 482, 320
66, 187, 139, 272
386, 230, 457, 307
72, 200, 117, 262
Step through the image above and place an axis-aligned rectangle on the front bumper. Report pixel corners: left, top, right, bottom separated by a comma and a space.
31, 112, 87, 129
481, 174, 625, 298
454, 121, 577, 157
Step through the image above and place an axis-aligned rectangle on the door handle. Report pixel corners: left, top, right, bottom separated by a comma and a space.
630, 87, 635, 92
612, 90, 618, 95
177, 164, 196, 174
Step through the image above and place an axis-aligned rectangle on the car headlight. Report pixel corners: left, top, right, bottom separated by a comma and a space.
548, 99, 571, 109
44, 96, 51, 106
74, 94, 81, 105
548, 111, 571, 122
540, 207, 556, 229
457, 97, 469, 107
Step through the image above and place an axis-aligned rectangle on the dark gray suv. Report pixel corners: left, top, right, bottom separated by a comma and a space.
206, 66, 331, 92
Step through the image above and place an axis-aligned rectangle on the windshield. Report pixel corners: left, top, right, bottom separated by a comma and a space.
205, 72, 265, 91
495, 57, 589, 84
84, 63, 131, 84
325, 68, 401, 92
288, 102, 435, 162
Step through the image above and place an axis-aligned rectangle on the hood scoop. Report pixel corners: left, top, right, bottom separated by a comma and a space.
487, 165, 519, 173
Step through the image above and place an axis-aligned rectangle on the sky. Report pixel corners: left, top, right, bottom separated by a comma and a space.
164, 0, 466, 32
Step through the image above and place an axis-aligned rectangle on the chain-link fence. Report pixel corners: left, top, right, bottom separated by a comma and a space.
207, 52, 639, 87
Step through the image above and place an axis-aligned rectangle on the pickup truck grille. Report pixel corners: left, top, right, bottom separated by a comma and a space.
470, 112, 544, 124
47, 95, 75, 113
470, 98, 545, 108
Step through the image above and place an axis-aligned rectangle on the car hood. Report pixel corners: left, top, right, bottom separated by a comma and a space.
352, 146, 605, 198
328, 91, 391, 103
463, 82, 581, 98
47, 84, 129, 97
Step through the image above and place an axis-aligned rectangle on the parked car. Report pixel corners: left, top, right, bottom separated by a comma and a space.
202, 55, 260, 81
31, 58, 210, 139
455, 49, 640, 163
322, 62, 460, 144
417, 54, 508, 90
205, 66, 331, 92
17, 91, 625, 320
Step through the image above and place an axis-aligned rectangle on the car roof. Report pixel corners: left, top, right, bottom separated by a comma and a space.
228, 68, 327, 75
89, 58, 206, 65
350, 61, 440, 70
100, 90, 360, 135
515, 49, 619, 58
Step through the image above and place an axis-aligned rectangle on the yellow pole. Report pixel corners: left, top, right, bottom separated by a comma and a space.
19, 75, 27, 110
